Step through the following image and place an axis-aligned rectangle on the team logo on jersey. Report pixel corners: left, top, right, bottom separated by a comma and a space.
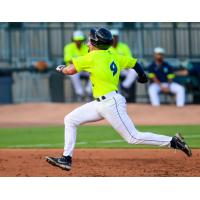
110, 61, 118, 76
164, 67, 168, 73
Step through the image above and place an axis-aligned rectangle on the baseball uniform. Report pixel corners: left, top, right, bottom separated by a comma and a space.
148, 61, 185, 107
63, 50, 172, 156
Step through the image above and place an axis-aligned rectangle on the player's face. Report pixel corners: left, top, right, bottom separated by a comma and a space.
154, 53, 164, 63
74, 40, 83, 48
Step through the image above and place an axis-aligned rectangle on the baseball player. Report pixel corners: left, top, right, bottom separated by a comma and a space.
64, 30, 92, 101
148, 47, 185, 107
46, 28, 192, 171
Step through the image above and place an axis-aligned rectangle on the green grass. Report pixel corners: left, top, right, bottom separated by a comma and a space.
0, 125, 200, 148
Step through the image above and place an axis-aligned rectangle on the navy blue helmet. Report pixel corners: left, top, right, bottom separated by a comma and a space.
89, 28, 113, 50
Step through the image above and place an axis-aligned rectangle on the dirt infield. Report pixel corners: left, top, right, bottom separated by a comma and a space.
0, 103, 199, 177
0, 103, 200, 127
0, 149, 199, 177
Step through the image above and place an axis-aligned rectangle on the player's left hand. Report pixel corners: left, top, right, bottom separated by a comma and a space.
137, 73, 148, 83
56, 65, 66, 73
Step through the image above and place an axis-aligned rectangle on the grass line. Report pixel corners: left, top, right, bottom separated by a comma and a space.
0, 125, 200, 148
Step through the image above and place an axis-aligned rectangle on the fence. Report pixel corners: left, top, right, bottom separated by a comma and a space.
0, 22, 200, 67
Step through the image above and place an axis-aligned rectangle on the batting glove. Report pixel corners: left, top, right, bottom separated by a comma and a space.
56, 65, 66, 73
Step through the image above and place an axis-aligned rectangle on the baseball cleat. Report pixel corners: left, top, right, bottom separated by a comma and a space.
45, 155, 72, 171
170, 133, 192, 157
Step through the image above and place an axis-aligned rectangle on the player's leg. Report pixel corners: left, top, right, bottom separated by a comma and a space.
63, 101, 103, 157
99, 93, 171, 147
148, 83, 161, 106
169, 82, 185, 107
98, 93, 191, 156
46, 101, 103, 170
69, 73, 84, 100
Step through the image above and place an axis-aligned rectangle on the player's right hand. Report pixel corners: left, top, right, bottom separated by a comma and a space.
56, 65, 66, 73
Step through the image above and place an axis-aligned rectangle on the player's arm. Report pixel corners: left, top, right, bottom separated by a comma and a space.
151, 76, 161, 85
133, 62, 148, 83
56, 64, 77, 75
56, 54, 92, 75
166, 65, 175, 88
167, 72, 175, 83
148, 72, 161, 85
119, 55, 148, 83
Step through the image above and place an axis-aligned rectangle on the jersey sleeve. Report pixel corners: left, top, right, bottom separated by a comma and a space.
118, 55, 137, 69
72, 54, 93, 73
147, 64, 156, 78
166, 64, 175, 79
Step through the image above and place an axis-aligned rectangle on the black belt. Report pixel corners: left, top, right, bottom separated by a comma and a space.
96, 91, 118, 102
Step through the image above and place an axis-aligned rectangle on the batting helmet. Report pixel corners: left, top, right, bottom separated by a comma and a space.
89, 28, 113, 50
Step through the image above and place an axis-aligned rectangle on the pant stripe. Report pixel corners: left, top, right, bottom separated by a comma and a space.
113, 97, 171, 143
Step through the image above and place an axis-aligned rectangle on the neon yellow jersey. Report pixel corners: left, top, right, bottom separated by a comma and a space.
109, 42, 132, 57
64, 42, 88, 65
72, 50, 137, 98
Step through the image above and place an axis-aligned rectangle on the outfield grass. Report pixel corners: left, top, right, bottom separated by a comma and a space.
0, 125, 200, 148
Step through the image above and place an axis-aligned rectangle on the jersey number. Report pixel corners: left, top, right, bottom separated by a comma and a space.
110, 61, 118, 76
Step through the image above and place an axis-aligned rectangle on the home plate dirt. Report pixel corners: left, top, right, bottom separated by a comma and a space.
0, 149, 200, 177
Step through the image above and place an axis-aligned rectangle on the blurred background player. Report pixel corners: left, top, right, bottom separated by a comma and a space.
148, 47, 185, 107
109, 29, 138, 102
64, 30, 92, 101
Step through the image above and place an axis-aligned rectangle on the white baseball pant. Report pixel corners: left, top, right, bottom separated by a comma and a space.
148, 82, 185, 107
63, 92, 172, 156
